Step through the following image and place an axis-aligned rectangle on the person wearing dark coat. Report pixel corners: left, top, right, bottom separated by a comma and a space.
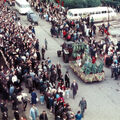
57, 65, 61, 81
27, 76, 33, 93
32, 27, 35, 34
22, 97, 28, 111
14, 109, 20, 120
39, 110, 48, 120
0, 102, 7, 114
35, 40, 39, 51
79, 97, 87, 117
71, 80, 78, 99
1, 103, 8, 120
114, 63, 119, 80
48, 96, 54, 111
41, 46, 46, 60
0, 100, 5, 113
37, 51, 41, 61
31, 89, 37, 104
64, 71, 70, 88
2, 86, 9, 101
12, 95, 18, 110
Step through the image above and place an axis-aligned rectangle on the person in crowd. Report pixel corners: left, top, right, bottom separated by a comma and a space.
1, 103, 8, 120
28, 76, 33, 93
114, 63, 119, 80
90, 17, 94, 27
39, 110, 48, 120
41, 46, 46, 60
22, 97, 28, 111
30, 104, 39, 120
71, 80, 78, 99
79, 97, 87, 117
65, 87, 70, 99
0, 100, 5, 113
31, 89, 37, 104
40, 93, 45, 104
64, 71, 70, 88
14, 108, 20, 120
32, 26, 35, 34
45, 38, 48, 50
20, 116, 27, 120
75, 111, 82, 120
9, 84, 15, 98
12, 94, 18, 110
111, 62, 115, 78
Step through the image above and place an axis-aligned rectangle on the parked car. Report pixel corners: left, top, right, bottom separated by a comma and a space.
27, 12, 39, 25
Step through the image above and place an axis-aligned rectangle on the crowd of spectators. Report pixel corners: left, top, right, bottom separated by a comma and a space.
0, 3, 83, 120
0, 3, 41, 120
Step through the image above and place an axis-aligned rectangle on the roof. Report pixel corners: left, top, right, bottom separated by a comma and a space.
15, 0, 30, 5
68, 7, 114, 14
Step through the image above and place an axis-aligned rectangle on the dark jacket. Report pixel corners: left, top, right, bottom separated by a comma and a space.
71, 82, 78, 95
39, 113, 48, 120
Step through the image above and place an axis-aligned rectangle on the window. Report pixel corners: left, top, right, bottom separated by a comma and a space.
102, 11, 107, 13
74, 14, 77, 16
96, 11, 101, 14
79, 13, 82, 16
68, 12, 73, 16
90, 12, 95, 15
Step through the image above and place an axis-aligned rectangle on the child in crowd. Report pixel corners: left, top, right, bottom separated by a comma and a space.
65, 87, 70, 98
40, 94, 45, 104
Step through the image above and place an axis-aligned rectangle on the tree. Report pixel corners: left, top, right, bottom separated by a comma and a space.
62, 0, 87, 8
86, 0, 101, 7
61, 0, 101, 8
101, 0, 120, 7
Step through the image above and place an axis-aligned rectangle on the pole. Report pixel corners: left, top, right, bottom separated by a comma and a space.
107, 6, 109, 31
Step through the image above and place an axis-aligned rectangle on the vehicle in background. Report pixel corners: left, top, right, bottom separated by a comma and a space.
6, 0, 15, 6
27, 12, 39, 25
15, 0, 32, 14
67, 7, 117, 22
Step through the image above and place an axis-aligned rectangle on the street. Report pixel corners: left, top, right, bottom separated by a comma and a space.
16, 10, 120, 120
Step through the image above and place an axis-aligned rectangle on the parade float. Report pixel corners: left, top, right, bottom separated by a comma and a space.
69, 42, 105, 83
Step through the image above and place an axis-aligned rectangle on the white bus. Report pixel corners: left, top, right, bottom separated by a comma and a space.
67, 7, 117, 22
15, 0, 32, 14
